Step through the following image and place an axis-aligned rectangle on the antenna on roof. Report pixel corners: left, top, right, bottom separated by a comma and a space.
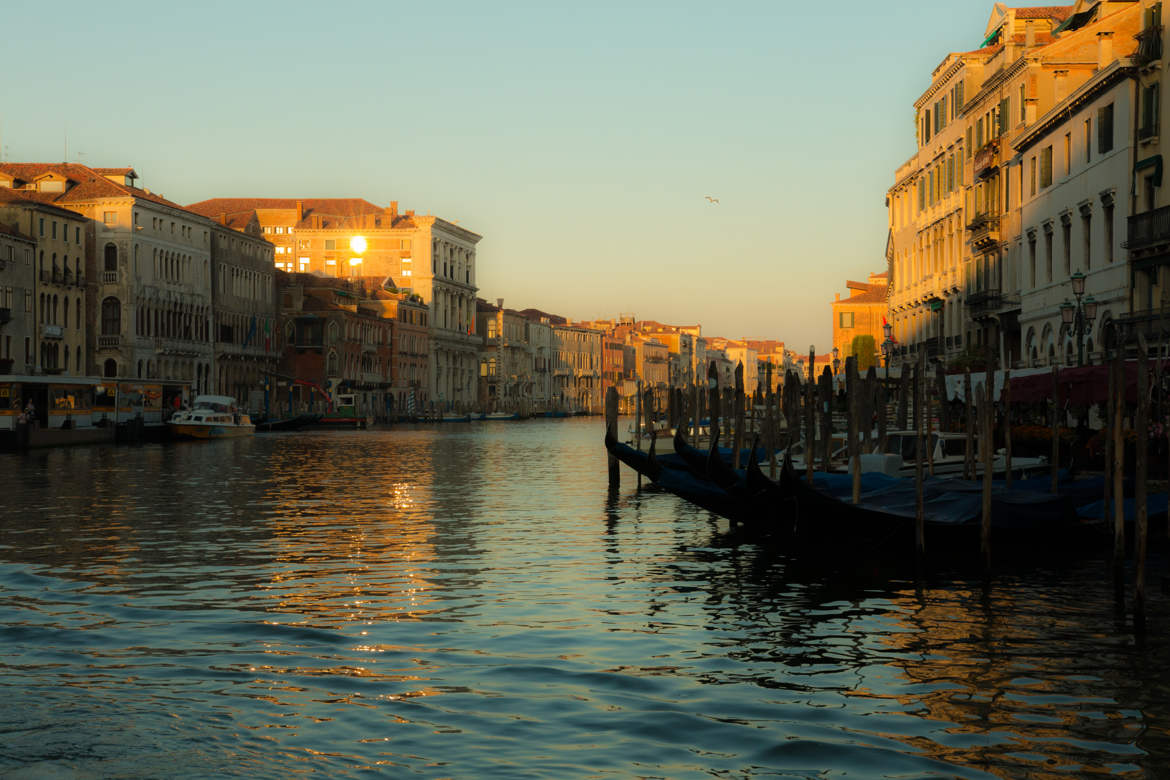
64, 127, 67, 164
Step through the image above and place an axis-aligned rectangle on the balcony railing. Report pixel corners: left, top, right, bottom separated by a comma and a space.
102, 270, 118, 284
973, 140, 999, 179
98, 335, 121, 349
1126, 205, 1170, 250
1136, 25, 1163, 65
42, 324, 63, 339
967, 213, 1001, 249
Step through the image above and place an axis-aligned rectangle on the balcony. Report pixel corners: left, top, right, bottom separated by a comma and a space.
1125, 205, 1170, 252
1136, 25, 1163, 66
42, 324, 63, 340
102, 270, 118, 284
966, 212, 1000, 250
98, 335, 121, 349
973, 140, 999, 179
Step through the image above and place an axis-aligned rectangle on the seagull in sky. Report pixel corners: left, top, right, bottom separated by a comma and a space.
705, 195, 719, 204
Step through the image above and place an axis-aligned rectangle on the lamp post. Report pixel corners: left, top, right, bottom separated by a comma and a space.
1059, 270, 1098, 366
831, 346, 840, 376
881, 321, 894, 370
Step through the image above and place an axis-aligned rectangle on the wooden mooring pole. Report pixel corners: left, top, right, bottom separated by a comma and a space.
806, 348, 816, 486
1113, 347, 1125, 585
1050, 365, 1060, 494
819, 367, 832, 473
1003, 370, 1013, 489
733, 362, 745, 470
847, 356, 860, 505
606, 386, 619, 489
979, 383, 992, 575
1136, 335, 1150, 632
964, 368, 974, 480
915, 350, 926, 560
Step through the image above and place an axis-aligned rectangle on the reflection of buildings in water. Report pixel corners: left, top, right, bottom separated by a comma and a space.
666, 540, 1161, 776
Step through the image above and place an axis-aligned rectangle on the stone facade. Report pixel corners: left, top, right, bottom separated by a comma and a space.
0, 224, 36, 376
0, 194, 89, 377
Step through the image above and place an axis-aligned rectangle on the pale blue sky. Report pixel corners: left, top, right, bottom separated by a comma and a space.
3, 0, 1036, 350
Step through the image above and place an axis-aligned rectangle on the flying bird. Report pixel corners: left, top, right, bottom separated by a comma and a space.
705, 195, 719, 204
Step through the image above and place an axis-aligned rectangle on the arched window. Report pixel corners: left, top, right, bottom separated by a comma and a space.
76, 298, 81, 326
64, 298, 69, 329
327, 350, 339, 376
101, 297, 121, 336
104, 243, 117, 272
138, 360, 143, 378
103, 358, 117, 378
64, 345, 70, 371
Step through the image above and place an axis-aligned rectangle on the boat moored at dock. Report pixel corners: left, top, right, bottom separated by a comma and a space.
169, 395, 254, 439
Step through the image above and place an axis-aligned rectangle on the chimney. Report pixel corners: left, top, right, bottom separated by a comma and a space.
405, 209, 414, 218
295, 200, 303, 222
1025, 20, 1035, 48
1097, 31, 1114, 69
1054, 69, 1069, 102
389, 200, 399, 219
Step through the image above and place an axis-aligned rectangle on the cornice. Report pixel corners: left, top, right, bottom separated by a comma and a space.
1014, 59, 1135, 154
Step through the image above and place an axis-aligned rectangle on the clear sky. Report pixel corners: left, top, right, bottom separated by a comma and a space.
3, 0, 1051, 351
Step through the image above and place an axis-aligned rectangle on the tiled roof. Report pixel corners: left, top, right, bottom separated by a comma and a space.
1013, 5, 1072, 21
0, 221, 34, 242
0, 162, 193, 213
0, 188, 86, 219
840, 287, 888, 305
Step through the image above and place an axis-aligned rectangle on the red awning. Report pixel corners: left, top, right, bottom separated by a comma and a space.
1008, 363, 1140, 405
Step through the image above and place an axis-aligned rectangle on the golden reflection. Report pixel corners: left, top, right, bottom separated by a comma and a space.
257, 439, 443, 629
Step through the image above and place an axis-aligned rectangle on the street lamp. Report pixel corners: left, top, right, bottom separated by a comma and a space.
831, 346, 840, 376
881, 321, 894, 370
1060, 270, 1098, 366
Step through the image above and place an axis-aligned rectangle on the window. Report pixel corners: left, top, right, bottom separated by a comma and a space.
1083, 212, 1092, 270
103, 211, 116, 225
275, 226, 285, 234
324, 239, 336, 250
1028, 234, 1037, 287
402, 269, 412, 276
1104, 202, 1115, 263
839, 311, 855, 328
101, 297, 121, 335
1044, 226, 1054, 282
1141, 83, 1160, 138
1019, 83, 1026, 122
1085, 118, 1092, 163
1062, 218, 1072, 276
38, 218, 44, 236
1040, 146, 1053, 188
1098, 103, 1115, 153
1029, 156, 1037, 195
1064, 133, 1071, 175
51, 221, 57, 240
74, 227, 79, 244
104, 243, 117, 272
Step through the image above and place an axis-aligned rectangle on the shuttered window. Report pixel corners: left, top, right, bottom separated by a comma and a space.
1040, 146, 1053, 188
1098, 103, 1115, 153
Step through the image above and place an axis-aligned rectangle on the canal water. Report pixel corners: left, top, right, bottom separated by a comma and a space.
2, 419, 1169, 778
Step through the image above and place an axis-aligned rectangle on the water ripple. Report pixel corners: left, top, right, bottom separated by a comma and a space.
1, 420, 1168, 777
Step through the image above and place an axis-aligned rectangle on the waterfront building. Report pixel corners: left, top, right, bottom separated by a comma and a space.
476, 298, 534, 413
886, 2, 1141, 369
831, 272, 888, 368
206, 218, 279, 406
552, 323, 602, 413
631, 334, 669, 408
723, 340, 759, 394
366, 287, 429, 415
0, 192, 89, 376
746, 340, 786, 393
189, 197, 482, 410
278, 273, 395, 417
1121, 4, 1170, 345
0, 223, 35, 375
0, 164, 215, 389
1014, 47, 1137, 366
